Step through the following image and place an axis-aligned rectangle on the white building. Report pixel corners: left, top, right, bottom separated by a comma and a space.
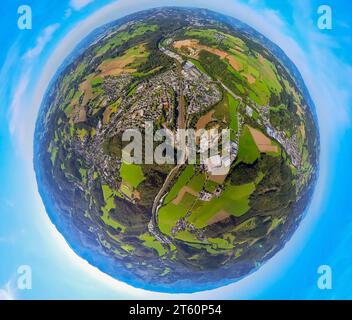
246, 105, 254, 117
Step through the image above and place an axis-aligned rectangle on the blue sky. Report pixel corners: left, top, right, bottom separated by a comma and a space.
0, 0, 352, 299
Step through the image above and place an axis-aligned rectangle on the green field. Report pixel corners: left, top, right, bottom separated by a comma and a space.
120, 163, 145, 188
189, 183, 255, 228
185, 28, 245, 50
120, 183, 133, 198
188, 172, 206, 192
164, 165, 195, 204
228, 94, 240, 139
158, 202, 189, 235
213, 93, 231, 123
204, 180, 218, 193
236, 126, 260, 165
79, 168, 87, 185
159, 168, 206, 236
95, 23, 158, 56
189, 58, 208, 74
101, 184, 125, 232
48, 142, 58, 166
175, 230, 207, 244
139, 233, 167, 256
208, 237, 234, 250
90, 76, 103, 87
185, 28, 216, 40
179, 192, 197, 209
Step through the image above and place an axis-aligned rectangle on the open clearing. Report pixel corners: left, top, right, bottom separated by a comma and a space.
228, 94, 240, 139
195, 110, 214, 131
236, 125, 260, 165
172, 186, 199, 205
174, 34, 283, 106
248, 126, 278, 153
139, 232, 167, 256
208, 210, 231, 225
98, 56, 136, 76
208, 173, 227, 184
164, 165, 195, 204
158, 202, 189, 235
101, 184, 125, 232
189, 183, 256, 228
79, 78, 93, 106
120, 163, 145, 188
98, 44, 148, 77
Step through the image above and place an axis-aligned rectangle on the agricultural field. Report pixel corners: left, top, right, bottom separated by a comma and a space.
120, 163, 145, 188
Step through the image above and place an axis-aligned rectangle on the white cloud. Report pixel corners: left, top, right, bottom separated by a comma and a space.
70, 0, 95, 11
25, 23, 60, 59
262, 9, 285, 28
0, 43, 21, 112
8, 70, 30, 154
0, 282, 16, 300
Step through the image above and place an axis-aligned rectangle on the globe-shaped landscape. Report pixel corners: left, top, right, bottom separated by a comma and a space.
34, 7, 319, 293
